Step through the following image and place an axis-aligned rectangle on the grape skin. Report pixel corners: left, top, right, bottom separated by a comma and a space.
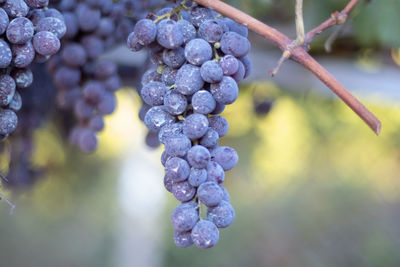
197, 181, 224, 207
165, 157, 191, 182
183, 113, 209, 140
175, 64, 204, 95
171, 202, 199, 232
32, 31, 60, 56
0, 38, 12, 68
200, 60, 223, 83
191, 220, 219, 249
187, 145, 211, 169
210, 76, 239, 105
192, 90, 216, 115
6, 17, 34, 44
184, 38, 212, 66
207, 200, 235, 228
211, 146, 239, 171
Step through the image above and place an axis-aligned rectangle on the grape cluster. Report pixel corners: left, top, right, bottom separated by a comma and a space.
0, 0, 64, 140
45, 0, 135, 153
128, 1, 251, 249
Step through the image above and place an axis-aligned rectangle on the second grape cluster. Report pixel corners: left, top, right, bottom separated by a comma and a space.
128, 1, 252, 249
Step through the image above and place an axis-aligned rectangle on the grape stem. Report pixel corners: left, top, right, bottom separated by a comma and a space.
192, 0, 381, 135
0, 191, 16, 215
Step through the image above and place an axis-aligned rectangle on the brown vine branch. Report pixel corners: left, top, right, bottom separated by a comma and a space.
192, 0, 381, 135
304, 0, 360, 47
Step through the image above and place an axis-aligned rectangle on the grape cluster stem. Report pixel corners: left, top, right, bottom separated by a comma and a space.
192, 0, 381, 136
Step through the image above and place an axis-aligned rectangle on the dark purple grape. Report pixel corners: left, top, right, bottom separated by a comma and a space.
191, 220, 219, 249
231, 60, 245, 83
104, 75, 121, 92
28, 9, 45, 26
0, 109, 18, 136
144, 106, 175, 132
176, 64, 204, 95
141, 68, 162, 86
200, 60, 223, 83
220, 31, 250, 58
133, 19, 157, 46
95, 18, 115, 37
126, 31, 143, 52
208, 116, 229, 137
158, 122, 183, 144
54, 66, 81, 89
161, 67, 177, 86
198, 181, 223, 207
76, 3, 101, 32
164, 134, 191, 157
207, 200, 235, 228
192, 90, 216, 115
184, 38, 212, 66
183, 113, 209, 140
163, 47, 186, 69
141, 81, 166, 106
74, 98, 94, 120
83, 80, 105, 104
220, 185, 231, 202
97, 91, 116, 115
93, 60, 117, 80
8, 91, 22, 112
11, 41, 35, 68
171, 202, 198, 232
24, 0, 48, 9
198, 19, 224, 43
3, 0, 29, 19
6, 17, 34, 44
0, 8, 9, 35
223, 18, 248, 37
240, 56, 252, 79
189, 6, 213, 27
188, 168, 207, 187
210, 76, 238, 105
63, 12, 79, 39
176, 19, 196, 44
11, 67, 33, 88
171, 180, 196, 202
174, 230, 193, 248
61, 43, 87, 67
163, 90, 187, 115
219, 55, 239, 76
145, 131, 161, 148
36, 17, 67, 39
88, 115, 104, 132
0, 74, 16, 107
32, 31, 60, 56
0, 39, 12, 68
165, 157, 190, 182
200, 128, 219, 148
206, 161, 225, 184
211, 146, 238, 171
187, 145, 210, 169
77, 128, 98, 153
156, 19, 184, 49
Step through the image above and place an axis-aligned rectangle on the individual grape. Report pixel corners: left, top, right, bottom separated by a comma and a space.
206, 161, 225, 184
76, 3, 101, 32
210, 76, 239, 105
210, 102, 226, 115
156, 19, 184, 49
199, 128, 219, 148
77, 128, 98, 153
207, 200, 235, 228
200, 60, 223, 83
133, 19, 157, 46
97, 91, 116, 115
56, 88, 80, 109
0, 8, 9, 35
24, 0, 49, 9
211, 146, 238, 171
240, 56, 252, 79
164, 134, 191, 157
11, 41, 35, 67
163, 90, 187, 115
88, 115, 105, 132
191, 220, 219, 249
2, 0, 29, 19
183, 113, 209, 140
231, 60, 245, 83
158, 122, 183, 144
219, 55, 239, 76
83, 80, 105, 104
0, 75, 16, 107
161, 67, 177, 86
176, 64, 204, 95
74, 98, 94, 120
223, 18, 248, 37
141, 68, 162, 86
174, 230, 193, 248
149, 50, 164, 65
63, 12, 79, 39
61, 43, 87, 67
11, 67, 33, 88
36, 17, 67, 39
220, 185, 231, 202
8, 91, 22, 112
187, 145, 210, 169
165, 157, 190, 182
95, 17, 115, 37
163, 47, 185, 69
184, 38, 212, 66
188, 168, 207, 187
176, 19, 196, 44
126, 31, 143, 52
6, 17, 34, 44
189, 6, 213, 27
104, 75, 121, 92
141, 81, 166, 106
192, 90, 216, 115
144, 106, 175, 132
164, 173, 174, 193
32, 31, 60, 56
171, 202, 198, 232
93, 60, 116, 80
44, 8, 65, 21
198, 19, 224, 43
81, 35, 104, 59
197, 181, 224, 207
161, 151, 173, 167
171, 180, 196, 202
220, 31, 250, 58
54, 66, 81, 89
0, 39, 12, 68
0, 109, 18, 136
145, 131, 161, 148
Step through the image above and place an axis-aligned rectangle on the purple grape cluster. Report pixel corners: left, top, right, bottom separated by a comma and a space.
45, 0, 144, 153
128, 1, 251, 249
0, 0, 65, 140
